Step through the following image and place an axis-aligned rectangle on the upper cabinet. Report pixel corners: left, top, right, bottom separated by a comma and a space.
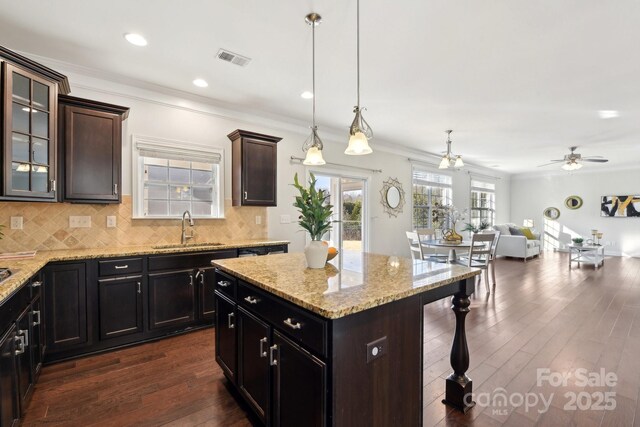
58, 95, 129, 203
0, 46, 70, 201
227, 129, 281, 207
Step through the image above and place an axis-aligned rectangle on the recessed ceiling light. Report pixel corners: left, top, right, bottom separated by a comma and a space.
124, 33, 148, 47
300, 91, 313, 99
192, 79, 208, 88
598, 110, 619, 119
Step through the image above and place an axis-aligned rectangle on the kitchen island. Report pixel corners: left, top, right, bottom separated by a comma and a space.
212, 252, 480, 426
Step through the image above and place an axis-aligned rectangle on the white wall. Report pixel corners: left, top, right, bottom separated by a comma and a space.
511, 168, 640, 257
46, 62, 510, 257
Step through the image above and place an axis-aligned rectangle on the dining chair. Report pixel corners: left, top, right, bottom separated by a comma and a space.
415, 228, 448, 261
406, 231, 424, 260
480, 230, 501, 286
457, 232, 496, 294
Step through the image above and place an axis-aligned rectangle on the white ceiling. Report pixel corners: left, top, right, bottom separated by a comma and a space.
1, 0, 639, 174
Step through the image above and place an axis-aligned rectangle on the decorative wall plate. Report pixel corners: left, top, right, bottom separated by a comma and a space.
564, 196, 583, 210
380, 177, 405, 218
543, 207, 561, 220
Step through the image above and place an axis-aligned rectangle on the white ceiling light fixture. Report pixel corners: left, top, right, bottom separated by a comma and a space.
598, 110, 619, 119
561, 160, 583, 171
192, 78, 208, 88
124, 33, 148, 47
302, 13, 326, 166
345, 0, 373, 156
438, 130, 464, 169
300, 91, 314, 99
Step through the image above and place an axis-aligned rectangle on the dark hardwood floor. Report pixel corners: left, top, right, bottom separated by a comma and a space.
23, 252, 640, 426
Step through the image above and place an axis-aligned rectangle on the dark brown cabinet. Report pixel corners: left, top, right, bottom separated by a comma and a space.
0, 325, 19, 427
14, 307, 33, 411
237, 307, 270, 424
29, 295, 45, 379
272, 331, 326, 427
43, 262, 88, 354
58, 95, 129, 203
148, 270, 196, 330
98, 275, 143, 340
215, 291, 237, 381
198, 267, 217, 321
228, 129, 281, 207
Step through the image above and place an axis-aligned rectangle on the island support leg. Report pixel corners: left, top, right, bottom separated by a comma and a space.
442, 282, 475, 412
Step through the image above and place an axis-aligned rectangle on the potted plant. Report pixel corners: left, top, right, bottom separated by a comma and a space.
461, 220, 491, 238
572, 237, 584, 247
292, 173, 334, 268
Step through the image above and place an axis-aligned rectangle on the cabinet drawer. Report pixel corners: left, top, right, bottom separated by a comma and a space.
237, 281, 326, 357
99, 258, 143, 276
214, 270, 237, 300
148, 250, 237, 272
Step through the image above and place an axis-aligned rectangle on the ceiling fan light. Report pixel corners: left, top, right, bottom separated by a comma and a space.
345, 131, 372, 155
574, 162, 583, 170
439, 156, 450, 169
454, 156, 464, 168
303, 146, 326, 165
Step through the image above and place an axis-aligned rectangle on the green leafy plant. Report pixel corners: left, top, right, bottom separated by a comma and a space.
292, 173, 334, 241
461, 220, 491, 234
572, 237, 584, 244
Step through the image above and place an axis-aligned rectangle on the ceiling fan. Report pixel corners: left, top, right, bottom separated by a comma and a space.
538, 146, 609, 171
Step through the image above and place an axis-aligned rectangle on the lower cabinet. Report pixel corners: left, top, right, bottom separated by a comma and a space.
214, 291, 237, 381
98, 275, 143, 340
198, 267, 217, 320
29, 295, 45, 379
0, 325, 19, 427
238, 307, 270, 424
148, 270, 195, 330
15, 307, 34, 411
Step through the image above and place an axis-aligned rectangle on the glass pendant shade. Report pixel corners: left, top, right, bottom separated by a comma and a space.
562, 161, 582, 171
345, 131, 372, 155
454, 156, 464, 168
439, 156, 450, 169
303, 146, 326, 165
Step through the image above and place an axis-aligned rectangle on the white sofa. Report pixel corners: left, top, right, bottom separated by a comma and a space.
493, 223, 541, 261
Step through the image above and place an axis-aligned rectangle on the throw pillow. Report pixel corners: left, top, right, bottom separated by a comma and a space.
509, 226, 525, 236
494, 224, 511, 235
520, 227, 536, 240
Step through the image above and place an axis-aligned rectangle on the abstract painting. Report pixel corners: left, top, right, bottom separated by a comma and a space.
601, 195, 640, 217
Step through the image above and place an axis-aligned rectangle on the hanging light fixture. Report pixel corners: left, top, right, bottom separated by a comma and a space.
561, 160, 583, 171
438, 130, 464, 169
302, 13, 326, 166
345, 0, 373, 156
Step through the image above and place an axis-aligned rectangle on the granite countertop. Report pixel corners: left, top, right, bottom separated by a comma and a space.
212, 252, 480, 319
0, 239, 289, 304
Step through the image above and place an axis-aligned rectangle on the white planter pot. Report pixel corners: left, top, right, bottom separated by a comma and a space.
305, 241, 328, 269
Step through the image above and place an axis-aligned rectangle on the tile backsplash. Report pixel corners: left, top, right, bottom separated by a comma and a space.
0, 196, 267, 252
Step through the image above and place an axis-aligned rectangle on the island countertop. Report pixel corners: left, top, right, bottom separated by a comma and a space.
212, 252, 480, 319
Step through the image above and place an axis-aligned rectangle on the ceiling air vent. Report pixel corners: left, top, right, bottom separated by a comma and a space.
216, 49, 251, 67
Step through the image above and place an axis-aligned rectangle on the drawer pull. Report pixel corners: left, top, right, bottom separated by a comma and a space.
14, 335, 25, 356
217, 280, 231, 288
259, 337, 268, 358
189, 273, 194, 287
137, 282, 141, 294
269, 344, 278, 366
18, 329, 29, 347
32, 310, 41, 326
114, 265, 129, 270
31, 280, 42, 288
244, 296, 259, 305
283, 318, 302, 330
228, 312, 235, 329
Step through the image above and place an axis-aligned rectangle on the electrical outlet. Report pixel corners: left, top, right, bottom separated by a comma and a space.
10, 216, 23, 230
106, 216, 117, 228
69, 216, 92, 228
280, 214, 291, 224
366, 336, 387, 363
255, 215, 262, 225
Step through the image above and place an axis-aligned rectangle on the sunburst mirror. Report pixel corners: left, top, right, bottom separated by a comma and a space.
380, 177, 405, 218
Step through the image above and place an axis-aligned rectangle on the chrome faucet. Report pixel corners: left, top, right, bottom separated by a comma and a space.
181, 210, 195, 245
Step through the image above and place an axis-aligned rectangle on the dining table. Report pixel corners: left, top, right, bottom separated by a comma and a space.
421, 239, 481, 263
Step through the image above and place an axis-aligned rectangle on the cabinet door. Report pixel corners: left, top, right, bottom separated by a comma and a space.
237, 307, 270, 423
15, 307, 34, 412
44, 263, 88, 353
2, 62, 57, 199
63, 106, 121, 202
214, 292, 236, 381
0, 325, 19, 427
148, 270, 195, 330
198, 267, 216, 321
98, 275, 143, 340
29, 295, 45, 380
242, 138, 277, 206
272, 331, 326, 427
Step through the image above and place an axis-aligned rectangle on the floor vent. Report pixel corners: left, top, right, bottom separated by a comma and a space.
216, 49, 251, 67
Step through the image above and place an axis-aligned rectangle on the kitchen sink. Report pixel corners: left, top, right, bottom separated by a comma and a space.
152, 242, 224, 249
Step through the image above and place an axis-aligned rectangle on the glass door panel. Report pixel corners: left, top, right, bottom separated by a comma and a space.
12, 133, 30, 162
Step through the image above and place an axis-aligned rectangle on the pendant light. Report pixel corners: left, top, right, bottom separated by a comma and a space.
438, 130, 464, 169
345, 0, 373, 156
302, 13, 326, 166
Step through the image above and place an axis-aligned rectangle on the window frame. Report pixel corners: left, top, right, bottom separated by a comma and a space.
131, 135, 225, 219
469, 178, 496, 227
411, 167, 453, 230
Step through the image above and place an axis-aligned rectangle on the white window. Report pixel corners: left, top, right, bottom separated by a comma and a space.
412, 169, 452, 229
470, 179, 496, 226
132, 136, 224, 219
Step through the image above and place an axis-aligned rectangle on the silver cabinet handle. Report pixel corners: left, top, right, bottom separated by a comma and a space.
217, 280, 231, 288
18, 329, 29, 347
244, 296, 258, 305
259, 337, 268, 358
32, 280, 42, 288
244, 191, 248, 200
189, 273, 194, 287
137, 282, 141, 294
14, 335, 25, 356
283, 318, 302, 330
269, 344, 278, 366
228, 312, 235, 329
114, 183, 118, 196
32, 310, 41, 326
50, 179, 56, 192
114, 265, 128, 270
